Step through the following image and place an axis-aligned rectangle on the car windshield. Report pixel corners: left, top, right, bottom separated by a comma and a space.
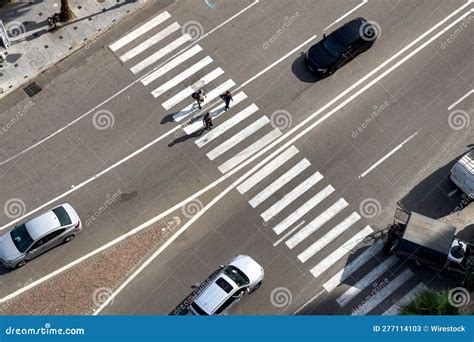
322, 35, 344, 58
223, 265, 250, 287
215, 277, 233, 293
10, 224, 34, 253
53, 206, 72, 226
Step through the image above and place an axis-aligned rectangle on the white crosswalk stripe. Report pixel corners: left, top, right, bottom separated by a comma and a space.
207, 116, 269, 161
219, 129, 282, 174
161, 67, 224, 108
120, 22, 180, 62
382, 282, 427, 315
310, 226, 373, 279
195, 104, 258, 148
287, 198, 349, 250
141, 45, 203, 86
151, 57, 215, 98
261, 171, 323, 222
273, 185, 335, 235
109, 11, 171, 51
183, 92, 248, 134
297, 212, 361, 263
323, 239, 384, 292
173, 79, 236, 122
351, 268, 414, 315
336, 255, 399, 307
237, 146, 299, 195
131, 34, 191, 74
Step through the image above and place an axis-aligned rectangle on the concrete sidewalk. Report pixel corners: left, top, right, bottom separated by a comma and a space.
0, 0, 148, 98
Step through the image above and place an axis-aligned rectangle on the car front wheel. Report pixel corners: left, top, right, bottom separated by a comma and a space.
16, 260, 27, 269
250, 281, 262, 293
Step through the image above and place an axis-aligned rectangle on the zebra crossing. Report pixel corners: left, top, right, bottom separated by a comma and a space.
109, 10, 426, 315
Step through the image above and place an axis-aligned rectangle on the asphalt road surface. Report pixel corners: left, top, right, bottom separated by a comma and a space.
0, 0, 473, 315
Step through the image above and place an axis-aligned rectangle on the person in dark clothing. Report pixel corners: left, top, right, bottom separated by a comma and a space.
203, 112, 213, 130
220, 90, 233, 110
192, 89, 206, 110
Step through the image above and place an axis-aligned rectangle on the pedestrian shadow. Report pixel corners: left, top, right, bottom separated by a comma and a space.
168, 128, 205, 147
165, 103, 201, 124
291, 52, 323, 83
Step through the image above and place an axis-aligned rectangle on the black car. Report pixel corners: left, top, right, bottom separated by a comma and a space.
305, 17, 377, 77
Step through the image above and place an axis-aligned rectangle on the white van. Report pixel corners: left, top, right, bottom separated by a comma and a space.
450, 149, 474, 198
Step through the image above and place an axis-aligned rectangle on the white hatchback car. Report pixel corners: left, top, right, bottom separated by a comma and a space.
188, 255, 264, 315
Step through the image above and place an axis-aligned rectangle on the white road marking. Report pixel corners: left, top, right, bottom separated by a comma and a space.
151, 56, 215, 98
261, 171, 323, 222
336, 255, 398, 307
206, 116, 269, 160
448, 188, 459, 197
359, 132, 418, 178
141, 45, 203, 86
287, 198, 348, 251
273, 185, 335, 235
273, 221, 305, 247
249, 159, 311, 208
109, 11, 171, 51
323, 239, 383, 292
382, 282, 427, 315
119, 22, 180, 62
237, 146, 299, 194
323, 0, 368, 31
183, 92, 248, 134
297, 212, 361, 262
195, 104, 259, 148
161, 68, 224, 108
131, 34, 191, 74
310, 226, 373, 279
293, 289, 326, 315
447, 89, 474, 110
173, 79, 236, 122
351, 269, 414, 315
218, 129, 282, 174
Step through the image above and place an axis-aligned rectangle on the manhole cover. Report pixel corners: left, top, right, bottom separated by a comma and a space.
23, 82, 42, 97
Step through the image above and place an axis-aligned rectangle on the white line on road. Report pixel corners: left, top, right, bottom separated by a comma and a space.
359, 132, 418, 178
287, 198, 348, 251
293, 289, 326, 315
382, 282, 427, 315
273, 185, 335, 235
351, 268, 414, 315
273, 220, 305, 247
323, 0, 368, 31
109, 11, 171, 51
249, 159, 311, 208
447, 89, 474, 110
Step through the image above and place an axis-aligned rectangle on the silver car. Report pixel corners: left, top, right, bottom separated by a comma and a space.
0, 203, 81, 269
188, 255, 264, 315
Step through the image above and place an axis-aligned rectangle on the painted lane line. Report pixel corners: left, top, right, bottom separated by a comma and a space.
447, 89, 474, 110
382, 282, 427, 315
218, 129, 282, 174
109, 11, 171, 51
261, 171, 323, 222
297, 212, 361, 263
249, 159, 311, 208
195, 104, 259, 148
273, 185, 335, 235
310, 226, 374, 279
336, 255, 399, 307
183, 92, 248, 134
359, 132, 418, 178
323, 0, 368, 31
273, 221, 305, 247
141, 45, 203, 86
323, 239, 384, 292
151, 56, 215, 98
351, 268, 414, 315
161, 68, 224, 108
130, 34, 191, 74
293, 289, 326, 315
174, 79, 236, 122
206, 116, 269, 160
237, 146, 299, 195
287, 198, 348, 251
119, 22, 180, 62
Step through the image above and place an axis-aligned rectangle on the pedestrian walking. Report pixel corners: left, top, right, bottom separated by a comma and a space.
192, 89, 206, 110
203, 112, 213, 130
220, 90, 233, 111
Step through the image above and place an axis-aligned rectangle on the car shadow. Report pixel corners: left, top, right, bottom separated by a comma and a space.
291, 52, 323, 83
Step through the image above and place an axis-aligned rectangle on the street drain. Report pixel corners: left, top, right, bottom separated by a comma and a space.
23, 82, 42, 97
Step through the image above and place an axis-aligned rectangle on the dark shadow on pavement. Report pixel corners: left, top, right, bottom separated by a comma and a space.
5, 53, 21, 63
291, 52, 322, 83
168, 127, 205, 146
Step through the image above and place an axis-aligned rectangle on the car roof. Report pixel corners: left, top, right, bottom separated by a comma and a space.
194, 274, 237, 314
457, 149, 474, 175
24, 204, 77, 240
332, 17, 367, 47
